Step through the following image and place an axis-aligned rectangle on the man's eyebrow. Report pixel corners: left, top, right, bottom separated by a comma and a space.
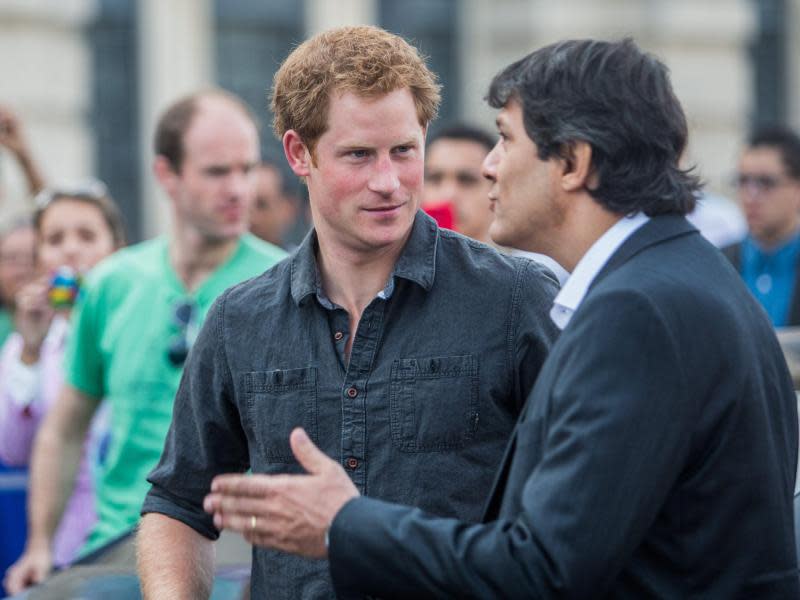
204, 164, 230, 173
335, 139, 375, 148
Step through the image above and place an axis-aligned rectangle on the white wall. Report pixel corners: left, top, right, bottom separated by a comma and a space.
0, 0, 95, 223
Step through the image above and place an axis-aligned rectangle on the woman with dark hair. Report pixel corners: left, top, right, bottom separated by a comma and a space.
0, 180, 125, 585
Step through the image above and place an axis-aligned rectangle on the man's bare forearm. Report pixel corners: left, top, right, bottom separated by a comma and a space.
27, 385, 95, 550
138, 513, 215, 600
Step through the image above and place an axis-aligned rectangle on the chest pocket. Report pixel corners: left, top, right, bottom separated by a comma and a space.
243, 367, 318, 463
389, 354, 479, 452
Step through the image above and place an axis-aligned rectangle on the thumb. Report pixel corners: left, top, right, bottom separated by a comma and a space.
290, 428, 333, 475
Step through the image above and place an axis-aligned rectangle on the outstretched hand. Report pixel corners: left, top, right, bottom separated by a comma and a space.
203, 428, 359, 558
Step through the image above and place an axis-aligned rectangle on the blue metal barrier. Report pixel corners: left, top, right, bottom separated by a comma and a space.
0, 462, 27, 583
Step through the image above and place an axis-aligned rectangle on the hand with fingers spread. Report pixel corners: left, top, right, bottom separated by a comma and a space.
203, 428, 359, 558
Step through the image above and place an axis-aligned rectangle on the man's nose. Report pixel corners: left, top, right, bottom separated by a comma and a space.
63, 234, 82, 256
226, 170, 252, 201
482, 142, 501, 182
435, 179, 460, 201
368, 157, 401, 196
738, 184, 766, 206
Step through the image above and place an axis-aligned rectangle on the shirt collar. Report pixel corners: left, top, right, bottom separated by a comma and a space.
290, 210, 438, 306
550, 212, 650, 330
742, 232, 800, 267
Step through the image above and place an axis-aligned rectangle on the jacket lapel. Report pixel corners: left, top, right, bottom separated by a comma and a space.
480, 215, 698, 522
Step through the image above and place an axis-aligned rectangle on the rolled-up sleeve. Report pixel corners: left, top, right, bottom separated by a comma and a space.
142, 289, 250, 539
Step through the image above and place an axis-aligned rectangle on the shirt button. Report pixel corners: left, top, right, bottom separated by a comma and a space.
346, 457, 359, 469
334, 331, 344, 341
346, 386, 358, 398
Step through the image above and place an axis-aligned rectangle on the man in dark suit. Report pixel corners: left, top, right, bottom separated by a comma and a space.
202, 38, 800, 598
723, 127, 800, 327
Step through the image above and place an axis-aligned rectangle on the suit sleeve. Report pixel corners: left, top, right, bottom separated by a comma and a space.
141, 289, 250, 539
329, 290, 692, 599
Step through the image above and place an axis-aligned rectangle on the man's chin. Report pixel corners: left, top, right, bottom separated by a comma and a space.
203, 223, 248, 244
488, 225, 514, 249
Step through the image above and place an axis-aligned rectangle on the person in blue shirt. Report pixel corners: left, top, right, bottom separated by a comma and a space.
723, 126, 800, 327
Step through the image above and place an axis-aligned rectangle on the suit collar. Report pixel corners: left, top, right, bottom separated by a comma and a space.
551, 213, 649, 329
589, 214, 698, 292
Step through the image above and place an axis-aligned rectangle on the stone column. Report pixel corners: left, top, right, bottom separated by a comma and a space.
137, 0, 213, 237
458, 0, 534, 131
788, 0, 800, 129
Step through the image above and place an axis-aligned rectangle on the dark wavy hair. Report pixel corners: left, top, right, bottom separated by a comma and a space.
748, 126, 800, 179
487, 38, 701, 216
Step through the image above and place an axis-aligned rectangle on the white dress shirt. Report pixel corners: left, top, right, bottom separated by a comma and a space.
550, 213, 650, 330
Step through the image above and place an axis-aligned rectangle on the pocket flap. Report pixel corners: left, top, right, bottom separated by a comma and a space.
392, 354, 476, 379
244, 367, 317, 392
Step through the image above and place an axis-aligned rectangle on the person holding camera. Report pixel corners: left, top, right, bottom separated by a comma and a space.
0, 181, 125, 589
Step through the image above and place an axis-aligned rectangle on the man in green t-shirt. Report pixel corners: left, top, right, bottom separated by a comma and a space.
7, 90, 286, 592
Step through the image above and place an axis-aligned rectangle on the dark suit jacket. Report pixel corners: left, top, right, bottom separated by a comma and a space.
722, 241, 800, 326
329, 216, 800, 599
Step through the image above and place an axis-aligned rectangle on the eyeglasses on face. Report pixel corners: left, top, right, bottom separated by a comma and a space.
34, 179, 108, 211
733, 173, 791, 194
166, 299, 197, 367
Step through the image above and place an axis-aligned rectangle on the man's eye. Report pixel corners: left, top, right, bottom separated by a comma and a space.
457, 174, 480, 186
426, 173, 443, 184
349, 150, 369, 159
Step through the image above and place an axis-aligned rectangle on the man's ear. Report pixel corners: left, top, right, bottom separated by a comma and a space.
560, 141, 595, 192
153, 155, 179, 197
283, 130, 312, 178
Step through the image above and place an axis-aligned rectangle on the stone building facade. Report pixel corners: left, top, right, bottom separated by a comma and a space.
0, 0, 796, 239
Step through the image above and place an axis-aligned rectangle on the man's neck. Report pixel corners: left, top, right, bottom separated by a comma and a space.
753, 224, 800, 253
550, 199, 624, 273
316, 235, 406, 321
169, 225, 240, 292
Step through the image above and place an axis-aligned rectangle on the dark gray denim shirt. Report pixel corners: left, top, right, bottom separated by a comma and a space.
143, 211, 559, 599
